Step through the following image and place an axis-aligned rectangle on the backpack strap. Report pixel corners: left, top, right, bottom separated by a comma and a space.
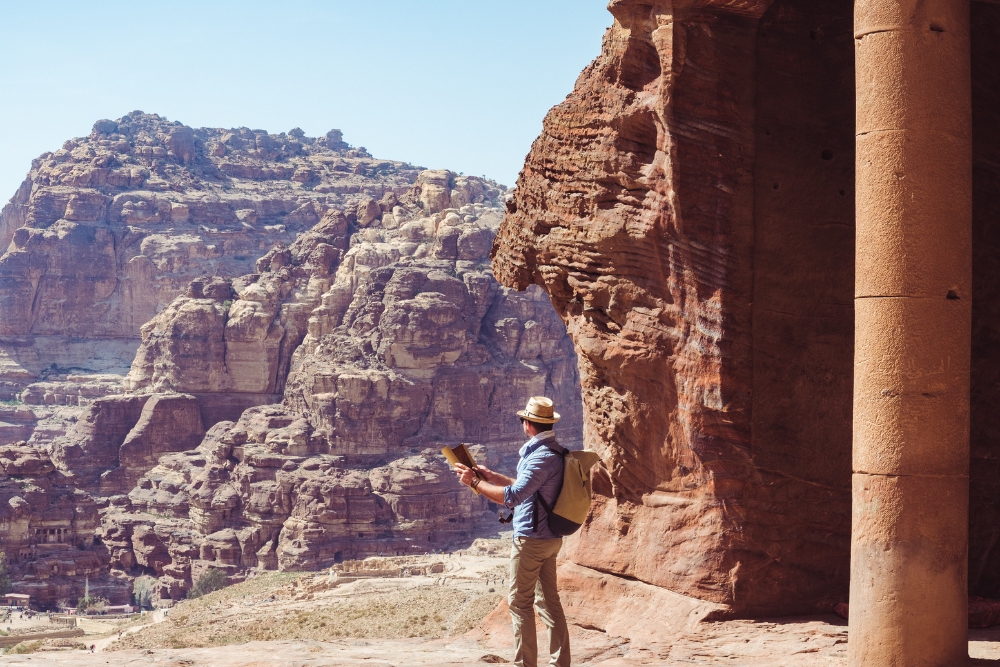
531, 443, 568, 533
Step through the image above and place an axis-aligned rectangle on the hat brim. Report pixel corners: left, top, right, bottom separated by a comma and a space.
517, 409, 560, 424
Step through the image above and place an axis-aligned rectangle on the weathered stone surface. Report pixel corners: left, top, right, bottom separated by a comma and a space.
103, 407, 497, 593
0, 112, 504, 445
490, 0, 1000, 633
101, 196, 582, 596
0, 443, 127, 607
47, 392, 204, 492
492, 0, 852, 617
50, 395, 150, 486
0, 113, 581, 606
124, 210, 351, 396
126, 201, 583, 457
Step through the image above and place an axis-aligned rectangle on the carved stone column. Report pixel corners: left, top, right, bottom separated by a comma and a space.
851, 1, 972, 665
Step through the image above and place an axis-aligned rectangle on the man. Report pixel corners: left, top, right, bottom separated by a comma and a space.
453, 396, 570, 667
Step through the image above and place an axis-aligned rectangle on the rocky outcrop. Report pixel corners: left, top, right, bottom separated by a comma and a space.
124, 201, 582, 455
98, 190, 582, 597
492, 0, 854, 618
489, 0, 1000, 625
0, 111, 504, 445
48, 393, 204, 495
0, 112, 417, 342
0, 443, 127, 606
0, 109, 584, 607
102, 407, 497, 598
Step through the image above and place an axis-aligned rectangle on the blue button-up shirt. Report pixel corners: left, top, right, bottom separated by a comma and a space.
503, 430, 565, 540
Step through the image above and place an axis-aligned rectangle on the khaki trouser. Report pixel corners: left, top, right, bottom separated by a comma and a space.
509, 536, 570, 667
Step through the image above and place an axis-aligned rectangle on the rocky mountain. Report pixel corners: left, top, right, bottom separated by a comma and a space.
0, 113, 582, 606
0, 111, 504, 445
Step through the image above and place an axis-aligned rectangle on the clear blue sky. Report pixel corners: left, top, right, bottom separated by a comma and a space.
0, 1, 611, 201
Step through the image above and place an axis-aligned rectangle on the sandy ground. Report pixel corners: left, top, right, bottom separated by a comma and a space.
6, 541, 1000, 665
4, 620, 1000, 666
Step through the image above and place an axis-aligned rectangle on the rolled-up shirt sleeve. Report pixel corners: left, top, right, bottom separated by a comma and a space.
503, 453, 554, 508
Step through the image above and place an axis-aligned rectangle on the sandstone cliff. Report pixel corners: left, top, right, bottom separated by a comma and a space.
0, 443, 123, 605
0, 113, 582, 606
98, 197, 582, 597
490, 0, 1000, 627
492, 0, 854, 618
0, 112, 504, 446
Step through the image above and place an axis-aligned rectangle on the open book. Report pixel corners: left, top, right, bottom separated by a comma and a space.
441, 443, 485, 494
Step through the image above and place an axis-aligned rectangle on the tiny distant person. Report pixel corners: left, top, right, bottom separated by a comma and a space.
453, 396, 569, 667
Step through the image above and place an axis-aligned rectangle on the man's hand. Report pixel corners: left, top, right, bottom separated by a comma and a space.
453, 463, 508, 504
453, 463, 478, 487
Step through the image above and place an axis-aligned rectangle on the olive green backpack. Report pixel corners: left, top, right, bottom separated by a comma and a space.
534, 448, 601, 536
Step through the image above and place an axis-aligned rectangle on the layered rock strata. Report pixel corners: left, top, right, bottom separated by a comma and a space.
100, 199, 582, 596
493, 0, 1000, 627
100, 409, 494, 599
0, 112, 504, 445
0, 113, 582, 606
494, 1, 852, 613
0, 443, 126, 606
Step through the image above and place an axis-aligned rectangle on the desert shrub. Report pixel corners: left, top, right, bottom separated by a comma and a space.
77, 595, 109, 613
7, 640, 42, 654
189, 569, 228, 598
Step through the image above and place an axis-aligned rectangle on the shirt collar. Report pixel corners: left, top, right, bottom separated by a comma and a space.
519, 429, 557, 457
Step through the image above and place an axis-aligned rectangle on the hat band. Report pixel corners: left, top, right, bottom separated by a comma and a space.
525, 409, 552, 420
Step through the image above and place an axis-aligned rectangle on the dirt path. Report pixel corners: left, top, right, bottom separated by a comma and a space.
91, 610, 165, 653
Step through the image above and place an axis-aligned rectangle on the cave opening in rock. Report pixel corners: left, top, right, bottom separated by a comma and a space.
751, 0, 855, 491
752, 0, 1000, 605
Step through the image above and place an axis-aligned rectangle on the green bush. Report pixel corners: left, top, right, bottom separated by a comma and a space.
0, 553, 10, 596
133, 575, 157, 609
189, 569, 228, 598
77, 595, 109, 613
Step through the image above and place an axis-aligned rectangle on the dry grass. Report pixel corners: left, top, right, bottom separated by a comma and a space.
5, 639, 43, 654
110, 613, 152, 632
110, 570, 503, 651
40, 638, 88, 651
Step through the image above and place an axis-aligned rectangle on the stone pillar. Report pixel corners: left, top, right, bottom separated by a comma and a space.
851, 1, 972, 666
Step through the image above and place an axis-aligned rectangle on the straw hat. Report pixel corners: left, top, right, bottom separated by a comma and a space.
517, 396, 560, 424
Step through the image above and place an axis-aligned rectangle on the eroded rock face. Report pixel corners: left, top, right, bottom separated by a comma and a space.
0, 112, 409, 342
490, 0, 1000, 623
492, 0, 853, 616
0, 113, 554, 606
103, 407, 496, 596
0, 443, 127, 606
100, 194, 582, 597
0, 111, 505, 442
126, 204, 583, 455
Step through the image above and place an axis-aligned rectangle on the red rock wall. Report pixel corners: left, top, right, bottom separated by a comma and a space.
751, 0, 854, 488
494, 0, 852, 616
968, 0, 1000, 600
495, 0, 1000, 619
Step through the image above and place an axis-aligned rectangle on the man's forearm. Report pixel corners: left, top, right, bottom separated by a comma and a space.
474, 481, 507, 505
491, 472, 515, 487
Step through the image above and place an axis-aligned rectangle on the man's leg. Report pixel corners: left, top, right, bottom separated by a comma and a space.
533, 539, 570, 667
509, 537, 552, 667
